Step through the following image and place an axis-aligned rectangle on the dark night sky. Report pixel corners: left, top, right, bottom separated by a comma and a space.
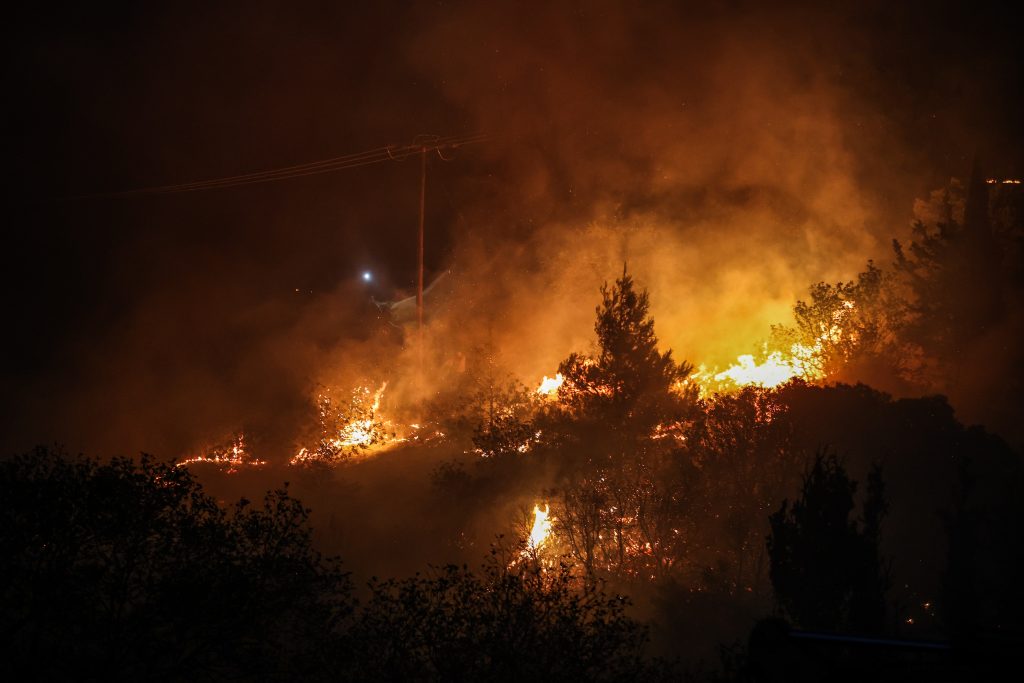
3, 0, 1022, 457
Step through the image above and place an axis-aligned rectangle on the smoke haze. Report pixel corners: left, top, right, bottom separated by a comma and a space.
3, 0, 1021, 458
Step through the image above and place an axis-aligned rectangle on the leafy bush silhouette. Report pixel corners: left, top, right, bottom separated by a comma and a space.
349, 549, 652, 682
0, 447, 351, 680
2, 448, 668, 681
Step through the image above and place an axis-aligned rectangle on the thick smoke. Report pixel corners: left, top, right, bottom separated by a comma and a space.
3, 0, 1020, 459
404, 0, 1018, 395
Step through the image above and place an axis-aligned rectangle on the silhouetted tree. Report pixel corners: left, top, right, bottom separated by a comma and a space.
940, 448, 1024, 674
767, 450, 889, 632
558, 476, 609, 578
471, 378, 539, 460
556, 265, 695, 437
847, 464, 890, 632
892, 167, 1007, 388
688, 387, 798, 594
940, 456, 979, 643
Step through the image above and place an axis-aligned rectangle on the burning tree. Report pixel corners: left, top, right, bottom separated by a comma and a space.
291, 382, 392, 467
537, 267, 700, 581
470, 375, 540, 460
554, 265, 695, 435
768, 261, 911, 386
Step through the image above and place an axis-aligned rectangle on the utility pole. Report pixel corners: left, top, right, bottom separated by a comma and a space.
417, 146, 426, 335
391, 133, 485, 420
417, 145, 426, 415
393, 133, 482, 327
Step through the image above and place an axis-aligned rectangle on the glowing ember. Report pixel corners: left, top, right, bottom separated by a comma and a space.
527, 503, 553, 551
651, 421, 687, 444
178, 433, 266, 474
289, 447, 316, 467
537, 373, 564, 396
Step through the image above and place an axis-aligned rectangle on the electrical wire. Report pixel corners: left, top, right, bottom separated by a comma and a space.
65, 133, 490, 199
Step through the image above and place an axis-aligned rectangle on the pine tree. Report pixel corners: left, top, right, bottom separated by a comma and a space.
547, 267, 697, 580
555, 265, 693, 434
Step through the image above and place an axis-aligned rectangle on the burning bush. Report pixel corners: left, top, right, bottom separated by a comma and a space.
291, 382, 393, 466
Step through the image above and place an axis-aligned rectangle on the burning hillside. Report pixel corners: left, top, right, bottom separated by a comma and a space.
6, 1, 1024, 679
178, 265, 850, 474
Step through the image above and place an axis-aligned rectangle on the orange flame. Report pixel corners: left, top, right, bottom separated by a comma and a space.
178, 433, 266, 473
527, 503, 553, 551
290, 381, 392, 466
537, 373, 564, 396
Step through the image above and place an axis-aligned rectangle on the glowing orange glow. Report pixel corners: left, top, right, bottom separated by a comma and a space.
691, 346, 814, 394
289, 447, 315, 466
651, 421, 687, 444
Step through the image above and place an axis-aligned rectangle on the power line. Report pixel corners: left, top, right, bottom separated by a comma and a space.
64, 133, 489, 199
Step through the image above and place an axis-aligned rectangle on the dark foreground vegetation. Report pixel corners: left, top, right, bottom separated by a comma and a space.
1, 449, 662, 681
3, 434, 1022, 681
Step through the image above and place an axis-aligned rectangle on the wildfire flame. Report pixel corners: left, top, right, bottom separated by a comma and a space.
290, 381, 392, 466
698, 301, 855, 393
290, 447, 315, 466
178, 433, 266, 474
537, 373, 564, 396
711, 350, 809, 388
527, 503, 553, 551
335, 381, 388, 449
534, 313, 836, 399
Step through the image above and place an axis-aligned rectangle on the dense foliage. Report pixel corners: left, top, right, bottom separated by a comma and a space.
0, 448, 350, 680
349, 554, 650, 682
0, 448, 662, 681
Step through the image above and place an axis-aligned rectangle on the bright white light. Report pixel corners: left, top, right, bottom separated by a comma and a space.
362, 271, 372, 282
